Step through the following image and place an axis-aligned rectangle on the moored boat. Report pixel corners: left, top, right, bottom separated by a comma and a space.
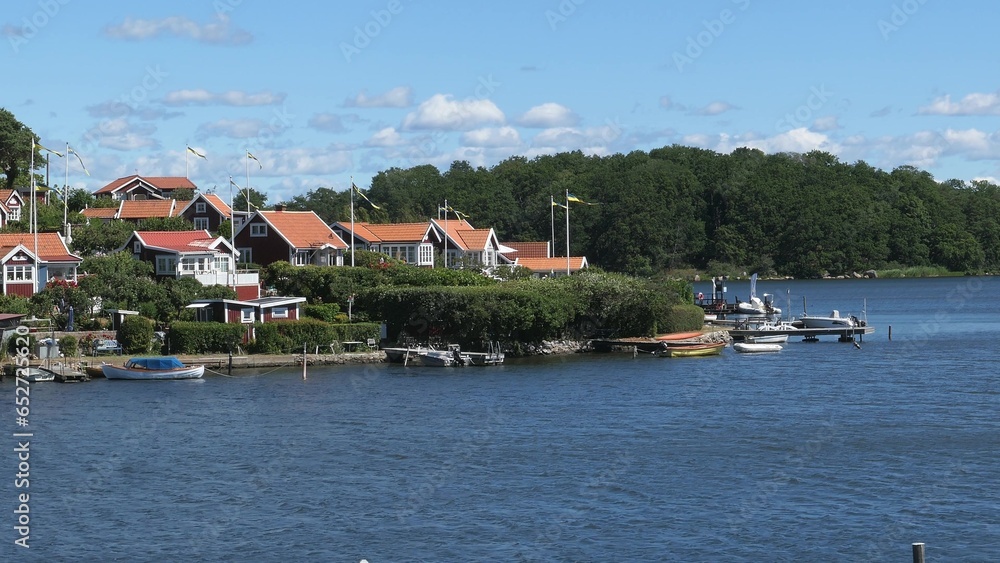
745, 333, 789, 344
655, 331, 705, 341
799, 310, 857, 329
657, 342, 726, 358
733, 342, 783, 353
103, 357, 205, 380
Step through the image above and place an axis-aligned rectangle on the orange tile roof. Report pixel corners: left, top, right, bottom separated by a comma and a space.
82, 207, 119, 219
362, 222, 436, 243
203, 194, 232, 217
135, 231, 223, 253
95, 175, 196, 194
260, 210, 347, 249
502, 241, 550, 259
0, 232, 81, 263
516, 257, 588, 273
118, 199, 177, 219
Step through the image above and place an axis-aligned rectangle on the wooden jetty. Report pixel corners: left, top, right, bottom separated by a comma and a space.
729, 325, 875, 342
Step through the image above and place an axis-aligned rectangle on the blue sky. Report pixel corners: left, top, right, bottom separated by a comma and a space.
4, 0, 999, 204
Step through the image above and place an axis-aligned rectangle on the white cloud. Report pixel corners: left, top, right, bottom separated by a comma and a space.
402, 94, 505, 131
365, 127, 406, 147
687, 128, 839, 156
659, 96, 674, 109
345, 86, 414, 108
529, 124, 623, 156
163, 89, 285, 106
84, 118, 158, 151
86, 101, 181, 121
308, 113, 348, 133
918, 91, 1000, 116
104, 14, 252, 45
812, 116, 841, 132
516, 103, 579, 128
197, 118, 269, 139
461, 126, 522, 148
695, 101, 738, 116
265, 146, 353, 177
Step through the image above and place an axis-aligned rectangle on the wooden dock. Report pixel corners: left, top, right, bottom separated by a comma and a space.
728, 325, 875, 342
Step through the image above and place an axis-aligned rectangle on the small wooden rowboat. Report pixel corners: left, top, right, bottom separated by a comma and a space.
657, 342, 726, 358
654, 331, 705, 342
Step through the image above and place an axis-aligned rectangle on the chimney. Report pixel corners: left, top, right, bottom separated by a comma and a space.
274, 204, 284, 212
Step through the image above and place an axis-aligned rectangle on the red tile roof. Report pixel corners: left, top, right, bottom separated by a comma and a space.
344, 221, 437, 244
95, 175, 196, 195
0, 232, 81, 263
117, 199, 177, 219
202, 194, 232, 217
502, 241, 550, 259
260, 211, 347, 249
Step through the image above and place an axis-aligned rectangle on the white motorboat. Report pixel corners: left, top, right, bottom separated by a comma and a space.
746, 333, 789, 344
735, 274, 782, 316
799, 310, 857, 329
103, 357, 204, 380
733, 342, 783, 353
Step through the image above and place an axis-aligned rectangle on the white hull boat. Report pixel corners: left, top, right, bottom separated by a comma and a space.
733, 342, 783, 353
103, 357, 204, 380
799, 310, 856, 329
746, 333, 789, 344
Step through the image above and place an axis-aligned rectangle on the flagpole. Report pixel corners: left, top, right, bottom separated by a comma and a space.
245, 149, 251, 214
229, 176, 236, 291
185, 146, 189, 179
444, 199, 448, 269
350, 176, 355, 268
30, 139, 38, 290
64, 142, 69, 236
565, 190, 570, 275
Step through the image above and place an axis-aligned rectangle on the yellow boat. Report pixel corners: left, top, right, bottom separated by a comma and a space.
657, 342, 726, 358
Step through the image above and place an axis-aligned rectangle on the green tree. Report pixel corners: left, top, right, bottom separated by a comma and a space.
0, 108, 41, 191
234, 187, 268, 213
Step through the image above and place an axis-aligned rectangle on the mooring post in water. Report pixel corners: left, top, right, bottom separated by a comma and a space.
912, 542, 925, 563
228, 350, 233, 376
302, 343, 307, 380
889, 325, 892, 341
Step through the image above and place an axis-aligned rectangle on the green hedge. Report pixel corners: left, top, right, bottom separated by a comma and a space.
168, 321, 247, 354
119, 315, 154, 354
248, 320, 380, 354
658, 305, 707, 334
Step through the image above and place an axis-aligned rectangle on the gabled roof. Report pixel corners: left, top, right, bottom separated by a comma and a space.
501, 241, 549, 259
0, 232, 82, 263
516, 256, 588, 273
431, 218, 500, 252
118, 199, 177, 219
179, 193, 232, 219
334, 221, 441, 245
244, 210, 347, 250
81, 207, 119, 220
95, 175, 197, 195
126, 230, 234, 255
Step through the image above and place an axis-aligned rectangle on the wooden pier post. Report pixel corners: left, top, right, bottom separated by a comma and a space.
302, 343, 307, 380
228, 350, 233, 375
912, 542, 925, 563
889, 325, 892, 341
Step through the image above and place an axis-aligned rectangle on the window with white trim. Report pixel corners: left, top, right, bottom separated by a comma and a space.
156, 256, 177, 275
238, 248, 252, 264
193, 217, 209, 230
418, 243, 434, 266
133, 241, 141, 253
214, 256, 230, 272
271, 307, 288, 319
195, 202, 206, 213
294, 250, 311, 266
250, 223, 267, 237
5, 265, 33, 282
241, 308, 255, 323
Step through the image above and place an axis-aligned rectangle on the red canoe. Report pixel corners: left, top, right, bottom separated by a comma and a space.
654, 331, 705, 341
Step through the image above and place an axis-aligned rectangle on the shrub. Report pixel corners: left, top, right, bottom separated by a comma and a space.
59, 335, 78, 358
303, 303, 342, 323
168, 321, 246, 354
658, 305, 706, 334
118, 315, 154, 354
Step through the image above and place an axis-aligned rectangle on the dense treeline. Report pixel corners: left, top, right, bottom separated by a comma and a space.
283, 147, 999, 278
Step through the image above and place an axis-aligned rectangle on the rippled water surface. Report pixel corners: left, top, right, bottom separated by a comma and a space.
4, 277, 999, 561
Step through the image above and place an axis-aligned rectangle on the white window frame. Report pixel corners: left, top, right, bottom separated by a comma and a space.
237, 248, 252, 264
156, 255, 178, 275
271, 307, 288, 319
418, 243, 434, 266
195, 202, 206, 213
133, 241, 141, 253
293, 250, 311, 266
193, 217, 209, 230
241, 308, 255, 323
250, 223, 267, 237
5, 265, 33, 282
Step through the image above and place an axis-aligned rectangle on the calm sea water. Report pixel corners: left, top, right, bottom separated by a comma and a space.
4, 277, 999, 561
